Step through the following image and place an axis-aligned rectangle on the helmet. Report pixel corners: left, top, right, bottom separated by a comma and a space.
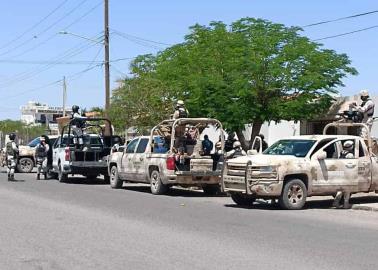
8, 133, 16, 141
233, 141, 241, 148
343, 140, 354, 150
258, 134, 265, 140
360, 90, 369, 97
177, 100, 185, 106
72, 105, 80, 113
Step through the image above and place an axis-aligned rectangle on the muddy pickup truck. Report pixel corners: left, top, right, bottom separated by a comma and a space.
222, 122, 378, 210
108, 118, 225, 195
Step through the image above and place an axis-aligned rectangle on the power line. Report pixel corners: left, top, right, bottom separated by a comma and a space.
0, 0, 69, 51
0, 0, 90, 58
313, 25, 378, 41
111, 29, 172, 46
303, 10, 378, 27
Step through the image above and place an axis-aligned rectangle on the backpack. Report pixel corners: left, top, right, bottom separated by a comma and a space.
6, 142, 15, 156
36, 143, 47, 157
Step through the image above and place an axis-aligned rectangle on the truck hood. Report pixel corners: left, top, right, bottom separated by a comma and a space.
227, 154, 300, 167
19, 145, 35, 155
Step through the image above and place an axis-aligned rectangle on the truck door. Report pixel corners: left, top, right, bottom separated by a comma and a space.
357, 139, 371, 192
311, 139, 359, 194
52, 137, 61, 170
121, 138, 139, 180
132, 138, 149, 182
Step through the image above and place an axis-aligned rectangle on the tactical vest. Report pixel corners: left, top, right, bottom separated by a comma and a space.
6, 142, 16, 156
362, 99, 375, 117
36, 144, 47, 157
178, 108, 188, 118
233, 148, 244, 158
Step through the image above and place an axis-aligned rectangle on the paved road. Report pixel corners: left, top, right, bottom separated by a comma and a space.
1, 170, 378, 270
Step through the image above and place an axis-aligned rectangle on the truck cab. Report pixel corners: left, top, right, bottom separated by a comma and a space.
222, 122, 378, 210
108, 118, 225, 195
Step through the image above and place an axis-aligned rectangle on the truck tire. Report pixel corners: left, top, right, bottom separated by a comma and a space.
150, 170, 168, 195
202, 184, 221, 195
17, 157, 34, 173
110, 166, 123, 189
230, 193, 256, 206
279, 179, 307, 210
58, 164, 67, 183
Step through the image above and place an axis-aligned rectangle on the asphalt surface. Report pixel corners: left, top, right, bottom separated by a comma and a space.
1, 170, 378, 270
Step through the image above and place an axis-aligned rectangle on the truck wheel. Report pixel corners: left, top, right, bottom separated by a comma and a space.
202, 184, 221, 195
230, 193, 256, 206
279, 179, 307, 210
58, 164, 67, 183
150, 170, 168, 195
17, 157, 34, 173
110, 166, 122, 189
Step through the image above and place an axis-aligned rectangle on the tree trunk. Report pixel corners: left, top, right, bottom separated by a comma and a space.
236, 130, 249, 151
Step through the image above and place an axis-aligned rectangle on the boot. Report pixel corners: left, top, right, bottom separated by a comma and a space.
343, 192, 351, 209
333, 191, 343, 208
37, 173, 40, 180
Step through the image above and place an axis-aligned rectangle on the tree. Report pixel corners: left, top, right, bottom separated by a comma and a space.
0, 120, 46, 145
110, 18, 357, 149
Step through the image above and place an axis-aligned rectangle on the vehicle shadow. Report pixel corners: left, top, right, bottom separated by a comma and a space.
122, 183, 228, 198
60, 177, 109, 185
224, 195, 378, 210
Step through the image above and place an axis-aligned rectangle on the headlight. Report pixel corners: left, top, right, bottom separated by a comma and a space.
259, 166, 277, 173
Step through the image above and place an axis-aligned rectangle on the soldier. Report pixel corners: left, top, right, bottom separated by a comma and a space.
226, 141, 246, 159
350, 90, 375, 138
340, 140, 355, 159
6, 133, 19, 181
71, 105, 86, 147
34, 136, 49, 180
172, 100, 189, 119
202, 135, 213, 156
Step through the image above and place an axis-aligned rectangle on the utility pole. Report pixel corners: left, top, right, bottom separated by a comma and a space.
104, 0, 111, 135
104, 0, 110, 115
63, 76, 67, 117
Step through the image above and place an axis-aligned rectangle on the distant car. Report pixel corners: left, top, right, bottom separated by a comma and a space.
17, 135, 58, 173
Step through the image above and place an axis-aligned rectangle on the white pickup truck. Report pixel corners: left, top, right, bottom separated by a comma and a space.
222, 122, 378, 210
50, 118, 116, 182
108, 118, 225, 195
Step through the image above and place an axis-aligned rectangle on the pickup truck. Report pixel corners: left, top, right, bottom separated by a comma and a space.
50, 118, 116, 182
222, 122, 378, 210
108, 118, 225, 195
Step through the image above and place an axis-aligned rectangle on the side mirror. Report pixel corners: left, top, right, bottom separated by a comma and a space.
247, 149, 258, 155
316, 151, 327, 160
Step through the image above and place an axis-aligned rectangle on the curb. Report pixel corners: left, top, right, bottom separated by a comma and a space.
351, 205, 378, 212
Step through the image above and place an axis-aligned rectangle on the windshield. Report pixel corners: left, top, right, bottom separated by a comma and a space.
27, 137, 40, 147
263, 139, 316, 157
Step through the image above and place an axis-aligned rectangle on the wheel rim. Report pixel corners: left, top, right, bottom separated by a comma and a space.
20, 159, 32, 171
288, 184, 304, 205
151, 172, 159, 191
110, 168, 116, 185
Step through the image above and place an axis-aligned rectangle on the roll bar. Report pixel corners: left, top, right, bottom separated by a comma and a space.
323, 122, 372, 154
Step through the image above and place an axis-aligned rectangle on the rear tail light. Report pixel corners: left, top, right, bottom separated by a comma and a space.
166, 156, 176, 170
64, 147, 70, 161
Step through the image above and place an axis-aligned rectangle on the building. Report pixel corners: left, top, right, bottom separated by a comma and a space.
242, 95, 377, 146
20, 101, 72, 133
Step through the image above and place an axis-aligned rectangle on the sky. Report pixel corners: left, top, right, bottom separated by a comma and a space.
0, 0, 377, 120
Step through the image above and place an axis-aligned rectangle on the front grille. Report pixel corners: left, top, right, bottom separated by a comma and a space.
227, 164, 246, 176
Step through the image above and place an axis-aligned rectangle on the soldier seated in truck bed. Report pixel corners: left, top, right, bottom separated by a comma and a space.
108, 118, 225, 195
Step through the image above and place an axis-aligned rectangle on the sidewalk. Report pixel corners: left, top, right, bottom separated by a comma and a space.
307, 193, 378, 211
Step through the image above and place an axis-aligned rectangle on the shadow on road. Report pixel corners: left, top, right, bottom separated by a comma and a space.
122, 184, 227, 198
225, 195, 378, 210
60, 177, 109, 186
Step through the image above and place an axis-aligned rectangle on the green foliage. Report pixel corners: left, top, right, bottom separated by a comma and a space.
110, 17, 357, 144
0, 120, 46, 144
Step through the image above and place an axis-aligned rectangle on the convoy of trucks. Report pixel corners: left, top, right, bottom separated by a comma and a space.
2, 112, 377, 210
